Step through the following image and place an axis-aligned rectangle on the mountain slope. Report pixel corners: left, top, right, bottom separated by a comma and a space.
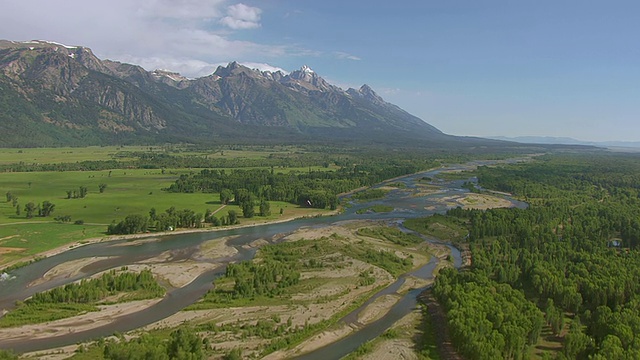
0, 39, 468, 147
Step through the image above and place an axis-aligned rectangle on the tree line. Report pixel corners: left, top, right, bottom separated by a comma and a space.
106, 204, 263, 235
165, 157, 434, 210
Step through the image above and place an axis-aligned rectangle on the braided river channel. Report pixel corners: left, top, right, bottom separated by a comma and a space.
0, 159, 528, 356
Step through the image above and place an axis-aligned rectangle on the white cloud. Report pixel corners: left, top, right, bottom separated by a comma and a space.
220, 3, 262, 29
133, 0, 227, 20
0, 1, 342, 79
239, 62, 288, 74
335, 51, 361, 61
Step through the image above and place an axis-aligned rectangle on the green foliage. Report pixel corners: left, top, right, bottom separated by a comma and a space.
259, 199, 271, 216
219, 188, 233, 205
40, 200, 55, 217
416, 304, 441, 360
358, 270, 376, 286
24, 201, 36, 218
202, 260, 301, 303
358, 226, 423, 246
102, 328, 204, 360
404, 214, 469, 243
0, 269, 164, 328
433, 269, 544, 360
165, 158, 429, 210
342, 341, 374, 359
223, 348, 243, 360
107, 214, 149, 234
0, 349, 18, 360
352, 188, 388, 201
434, 153, 640, 359
227, 209, 238, 225
342, 244, 413, 277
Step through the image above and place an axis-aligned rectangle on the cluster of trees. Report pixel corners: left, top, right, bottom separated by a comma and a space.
0, 269, 165, 328
434, 269, 543, 360
431, 154, 640, 359
99, 328, 205, 360
226, 260, 301, 298
5, 191, 20, 216
29, 269, 164, 304
66, 186, 88, 199
107, 205, 250, 235
21, 200, 55, 218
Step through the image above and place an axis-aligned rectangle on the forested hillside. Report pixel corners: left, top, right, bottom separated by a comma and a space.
430, 153, 640, 359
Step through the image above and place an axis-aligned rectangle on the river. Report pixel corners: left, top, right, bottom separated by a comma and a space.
0, 159, 527, 355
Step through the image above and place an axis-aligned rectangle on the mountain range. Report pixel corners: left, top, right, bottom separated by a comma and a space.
0, 39, 505, 148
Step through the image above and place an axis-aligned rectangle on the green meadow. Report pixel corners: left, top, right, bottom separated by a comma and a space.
0, 146, 335, 267
0, 168, 324, 266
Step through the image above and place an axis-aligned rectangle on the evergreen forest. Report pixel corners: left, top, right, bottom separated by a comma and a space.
424, 153, 640, 359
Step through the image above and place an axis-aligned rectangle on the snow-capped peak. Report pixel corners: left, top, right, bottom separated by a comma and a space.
152, 69, 188, 82
22, 40, 78, 49
300, 65, 314, 73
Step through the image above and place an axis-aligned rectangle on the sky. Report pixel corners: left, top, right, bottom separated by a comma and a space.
1, 0, 638, 142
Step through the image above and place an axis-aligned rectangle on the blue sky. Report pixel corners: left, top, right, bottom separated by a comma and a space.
1, 1, 638, 141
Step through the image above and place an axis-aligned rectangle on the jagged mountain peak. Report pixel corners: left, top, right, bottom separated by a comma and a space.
284, 65, 334, 92
347, 84, 385, 106
213, 61, 270, 79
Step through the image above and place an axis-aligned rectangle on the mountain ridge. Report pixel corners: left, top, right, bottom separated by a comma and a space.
0, 39, 502, 148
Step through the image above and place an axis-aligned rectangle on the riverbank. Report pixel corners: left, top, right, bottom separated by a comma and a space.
0, 207, 340, 273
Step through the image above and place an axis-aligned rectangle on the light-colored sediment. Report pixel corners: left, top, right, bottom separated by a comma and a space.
29, 257, 114, 287
0, 299, 161, 342
363, 309, 422, 360
126, 262, 220, 288
357, 294, 401, 324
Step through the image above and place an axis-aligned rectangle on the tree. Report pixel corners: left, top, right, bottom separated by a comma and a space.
155, 213, 176, 231
99, 183, 108, 193
107, 214, 149, 235
41, 201, 55, 217
24, 202, 36, 218
11, 197, 18, 207
564, 318, 590, 359
5, 192, 12, 202
15, 204, 20, 216
241, 197, 255, 218
149, 208, 157, 221
227, 210, 238, 225
167, 328, 203, 360
79, 186, 88, 198
220, 189, 233, 205
259, 199, 271, 217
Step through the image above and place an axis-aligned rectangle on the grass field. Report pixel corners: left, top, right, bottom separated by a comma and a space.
0, 164, 329, 267
0, 168, 219, 225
